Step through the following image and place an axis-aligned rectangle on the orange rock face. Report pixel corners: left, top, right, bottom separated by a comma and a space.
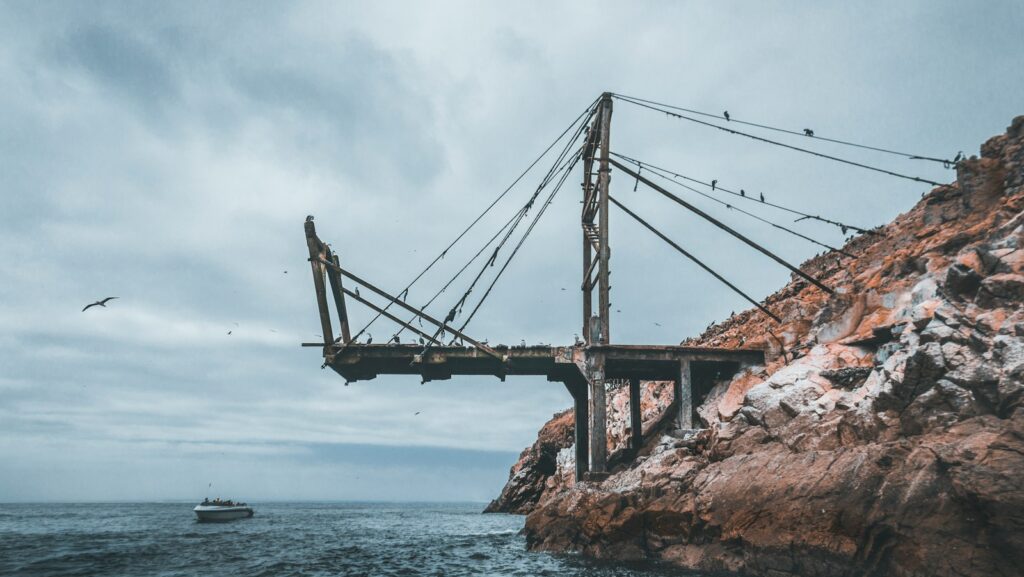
494, 116, 1024, 576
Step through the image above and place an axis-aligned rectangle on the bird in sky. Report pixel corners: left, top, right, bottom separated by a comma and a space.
227, 330, 232, 335
723, 110, 730, 121
711, 179, 717, 191
82, 297, 118, 312
760, 192, 766, 202
414, 411, 420, 416
803, 128, 814, 137
283, 270, 288, 274
654, 322, 662, 327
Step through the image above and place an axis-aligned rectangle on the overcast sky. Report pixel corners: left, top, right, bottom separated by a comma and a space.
1, 1, 1021, 503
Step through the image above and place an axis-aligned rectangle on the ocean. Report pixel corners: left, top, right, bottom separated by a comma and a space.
0, 502, 703, 577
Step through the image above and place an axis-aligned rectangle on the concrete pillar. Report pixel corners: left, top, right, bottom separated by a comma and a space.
564, 379, 589, 482
676, 358, 692, 429
588, 353, 607, 473
629, 377, 642, 452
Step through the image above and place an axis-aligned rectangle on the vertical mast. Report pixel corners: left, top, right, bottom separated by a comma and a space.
596, 92, 613, 344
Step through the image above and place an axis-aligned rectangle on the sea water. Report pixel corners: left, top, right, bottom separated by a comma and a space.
0, 502, 707, 576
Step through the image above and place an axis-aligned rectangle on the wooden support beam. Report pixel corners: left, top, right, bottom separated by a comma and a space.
564, 378, 590, 482
340, 287, 441, 346
596, 93, 613, 344
629, 377, 642, 452
318, 258, 503, 361
581, 108, 601, 343
588, 351, 608, 473
304, 219, 335, 347
325, 250, 352, 344
676, 358, 693, 429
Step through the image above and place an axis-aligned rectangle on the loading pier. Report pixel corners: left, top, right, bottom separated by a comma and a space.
299, 93, 812, 481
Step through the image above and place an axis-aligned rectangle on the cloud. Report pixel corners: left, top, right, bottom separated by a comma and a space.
0, 0, 1021, 501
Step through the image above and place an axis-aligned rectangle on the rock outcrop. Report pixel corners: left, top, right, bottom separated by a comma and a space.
493, 117, 1024, 577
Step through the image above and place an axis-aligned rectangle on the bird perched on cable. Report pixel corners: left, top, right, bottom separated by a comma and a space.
418, 337, 425, 345
711, 179, 717, 191
740, 189, 746, 197
444, 307, 457, 325
759, 192, 765, 202
355, 287, 360, 297
391, 335, 400, 344
366, 334, 373, 344
82, 297, 118, 312
803, 128, 814, 137
953, 151, 964, 163
723, 110, 730, 121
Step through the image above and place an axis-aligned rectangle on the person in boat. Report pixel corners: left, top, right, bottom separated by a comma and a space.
202, 498, 210, 505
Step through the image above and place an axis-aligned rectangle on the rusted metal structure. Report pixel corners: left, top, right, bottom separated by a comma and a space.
303, 93, 767, 481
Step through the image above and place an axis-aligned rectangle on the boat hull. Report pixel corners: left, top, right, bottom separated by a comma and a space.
193, 505, 254, 522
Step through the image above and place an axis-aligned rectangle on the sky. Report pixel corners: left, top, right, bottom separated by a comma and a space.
0, 1, 1021, 503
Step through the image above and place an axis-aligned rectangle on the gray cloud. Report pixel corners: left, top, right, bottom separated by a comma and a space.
0, 0, 1021, 502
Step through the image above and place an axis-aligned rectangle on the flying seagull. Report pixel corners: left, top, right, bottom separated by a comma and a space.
82, 297, 118, 312
723, 110, 730, 121
414, 411, 420, 416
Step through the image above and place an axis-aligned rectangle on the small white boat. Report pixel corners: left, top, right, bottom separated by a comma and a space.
193, 502, 254, 522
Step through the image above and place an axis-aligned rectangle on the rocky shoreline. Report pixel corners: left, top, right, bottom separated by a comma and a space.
489, 117, 1024, 576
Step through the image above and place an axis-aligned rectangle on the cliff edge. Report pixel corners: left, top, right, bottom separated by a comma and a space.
493, 117, 1024, 577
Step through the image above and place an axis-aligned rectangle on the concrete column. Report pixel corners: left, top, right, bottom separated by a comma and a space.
629, 377, 642, 452
676, 358, 692, 429
564, 379, 589, 482
588, 353, 607, 473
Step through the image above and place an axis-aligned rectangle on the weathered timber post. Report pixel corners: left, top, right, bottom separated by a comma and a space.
588, 352, 608, 474
596, 92, 613, 345
564, 377, 590, 482
629, 377, 642, 452
581, 111, 599, 342
325, 250, 352, 344
676, 358, 693, 429
304, 219, 335, 348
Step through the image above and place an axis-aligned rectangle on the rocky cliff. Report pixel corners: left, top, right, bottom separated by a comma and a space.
493, 117, 1024, 577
